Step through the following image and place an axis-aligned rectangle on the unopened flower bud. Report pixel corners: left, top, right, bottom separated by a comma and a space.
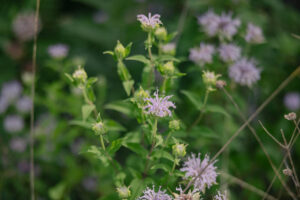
155, 27, 167, 40
22, 72, 34, 85
160, 61, 175, 76
283, 168, 293, 176
202, 71, 221, 91
92, 121, 105, 135
72, 67, 87, 83
169, 120, 180, 131
115, 41, 126, 60
216, 80, 227, 89
117, 186, 131, 199
284, 112, 297, 121
161, 43, 176, 55
172, 143, 187, 157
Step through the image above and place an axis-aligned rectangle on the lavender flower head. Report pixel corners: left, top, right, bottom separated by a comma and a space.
16, 96, 32, 113
144, 90, 176, 118
48, 44, 69, 59
137, 13, 162, 30
138, 185, 172, 200
229, 58, 261, 87
1, 80, 23, 101
180, 153, 218, 192
214, 191, 228, 200
4, 115, 24, 133
189, 43, 215, 66
198, 10, 220, 37
245, 23, 264, 44
12, 12, 41, 42
217, 12, 240, 40
10, 137, 27, 152
284, 92, 300, 111
0, 96, 9, 114
218, 43, 241, 62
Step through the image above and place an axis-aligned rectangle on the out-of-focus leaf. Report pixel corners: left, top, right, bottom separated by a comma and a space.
81, 104, 95, 121
150, 163, 171, 173
181, 90, 203, 110
151, 150, 174, 162
122, 142, 147, 157
142, 65, 154, 88
122, 80, 134, 96
205, 105, 230, 118
108, 138, 123, 154
86, 145, 109, 166
126, 55, 150, 64
69, 120, 91, 129
105, 100, 134, 117
49, 182, 66, 200
105, 120, 126, 132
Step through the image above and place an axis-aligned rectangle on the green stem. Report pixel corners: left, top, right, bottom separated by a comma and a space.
161, 77, 168, 94
100, 134, 106, 150
152, 118, 158, 145
171, 157, 177, 174
187, 89, 210, 132
147, 32, 154, 88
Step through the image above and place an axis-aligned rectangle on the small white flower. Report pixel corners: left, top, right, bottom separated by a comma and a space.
138, 185, 172, 200
12, 12, 41, 42
214, 191, 228, 200
180, 153, 218, 192
4, 115, 24, 133
189, 43, 215, 66
10, 137, 27, 152
16, 96, 32, 113
1, 80, 23, 101
284, 92, 300, 111
137, 13, 162, 30
47, 44, 69, 59
245, 23, 264, 44
144, 90, 176, 118
218, 43, 241, 62
229, 58, 261, 87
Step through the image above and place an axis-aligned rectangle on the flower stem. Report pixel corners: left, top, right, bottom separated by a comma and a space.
152, 118, 158, 145
187, 89, 210, 132
100, 134, 106, 150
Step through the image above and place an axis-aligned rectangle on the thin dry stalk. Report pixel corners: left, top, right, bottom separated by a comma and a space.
30, 0, 40, 199
221, 172, 278, 200
222, 88, 295, 199
183, 67, 300, 194
258, 121, 286, 149
262, 119, 300, 200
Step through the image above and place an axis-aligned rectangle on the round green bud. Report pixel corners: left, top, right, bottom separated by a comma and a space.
117, 186, 131, 199
169, 120, 180, 131
202, 71, 221, 91
161, 61, 175, 76
92, 121, 105, 135
22, 72, 34, 85
72, 68, 87, 83
115, 41, 126, 60
155, 27, 167, 40
172, 143, 187, 158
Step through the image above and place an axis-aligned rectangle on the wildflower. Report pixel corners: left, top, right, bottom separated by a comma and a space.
214, 191, 228, 200
10, 137, 27, 152
202, 71, 221, 90
155, 27, 167, 40
47, 44, 69, 59
137, 13, 162, 31
172, 143, 187, 158
180, 153, 218, 192
173, 186, 200, 200
283, 168, 293, 176
284, 112, 297, 121
217, 12, 240, 40
93, 11, 109, 24
161, 43, 176, 55
82, 176, 98, 192
4, 115, 24, 133
218, 43, 241, 62
228, 58, 261, 87
138, 185, 172, 200
16, 96, 32, 113
1, 80, 23, 101
198, 10, 220, 37
144, 90, 176, 118
245, 23, 264, 44
169, 119, 181, 131
189, 43, 215, 66
117, 186, 131, 199
92, 121, 106, 135
284, 92, 300, 111
72, 67, 87, 84
12, 12, 41, 42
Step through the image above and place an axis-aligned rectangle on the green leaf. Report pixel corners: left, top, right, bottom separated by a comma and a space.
152, 150, 174, 162
181, 90, 203, 110
105, 120, 126, 132
205, 105, 230, 118
103, 51, 114, 56
117, 61, 131, 81
126, 55, 150, 64
108, 138, 123, 154
69, 120, 91, 129
122, 142, 147, 157
64, 73, 74, 83
86, 145, 109, 166
156, 55, 180, 63
86, 77, 98, 87
122, 80, 134, 96
125, 42, 133, 57
189, 126, 219, 139
150, 163, 171, 173
105, 100, 134, 117
154, 135, 164, 148
49, 183, 66, 200
81, 104, 95, 121
141, 65, 154, 88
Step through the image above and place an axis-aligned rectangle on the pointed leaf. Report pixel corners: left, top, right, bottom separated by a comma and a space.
81, 104, 95, 121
